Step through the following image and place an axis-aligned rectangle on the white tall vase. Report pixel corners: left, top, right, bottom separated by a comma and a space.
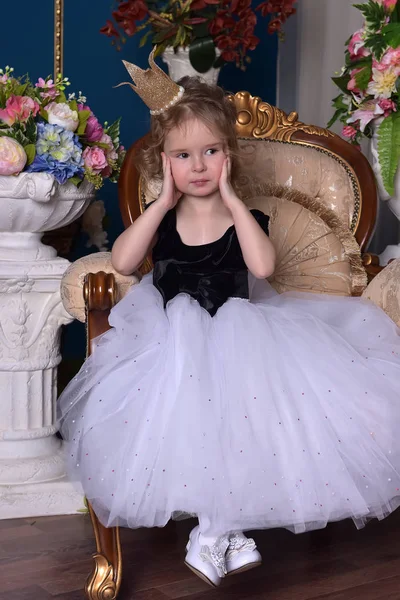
162, 46, 221, 84
369, 118, 400, 265
0, 172, 93, 518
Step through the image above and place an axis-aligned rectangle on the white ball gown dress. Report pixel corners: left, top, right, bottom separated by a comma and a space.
58, 208, 400, 536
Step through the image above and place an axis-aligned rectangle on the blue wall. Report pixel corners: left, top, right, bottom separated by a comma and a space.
1, 0, 277, 367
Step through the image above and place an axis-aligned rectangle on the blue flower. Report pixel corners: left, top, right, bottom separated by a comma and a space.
37, 122, 82, 161
27, 153, 84, 184
29, 122, 84, 184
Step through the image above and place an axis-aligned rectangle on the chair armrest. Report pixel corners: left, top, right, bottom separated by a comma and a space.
60, 251, 139, 322
362, 258, 400, 327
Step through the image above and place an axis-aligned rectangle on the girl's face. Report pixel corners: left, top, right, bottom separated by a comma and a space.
163, 118, 227, 197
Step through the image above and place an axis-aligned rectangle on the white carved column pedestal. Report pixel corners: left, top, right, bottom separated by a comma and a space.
0, 173, 92, 519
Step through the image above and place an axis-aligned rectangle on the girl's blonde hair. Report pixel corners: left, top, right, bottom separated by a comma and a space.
136, 76, 241, 189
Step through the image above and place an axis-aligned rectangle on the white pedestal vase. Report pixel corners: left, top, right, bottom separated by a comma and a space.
0, 172, 93, 519
369, 118, 400, 265
162, 46, 221, 84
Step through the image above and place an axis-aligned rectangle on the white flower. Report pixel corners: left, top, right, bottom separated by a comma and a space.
46, 102, 79, 132
367, 67, 398, 100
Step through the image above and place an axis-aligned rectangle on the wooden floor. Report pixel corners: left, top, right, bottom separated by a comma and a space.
2, 510, 400, 600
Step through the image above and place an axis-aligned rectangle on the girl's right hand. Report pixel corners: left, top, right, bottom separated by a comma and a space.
157, 153, 182, 210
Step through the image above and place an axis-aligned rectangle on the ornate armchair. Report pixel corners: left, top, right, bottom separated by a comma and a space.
60, 92, 400, 600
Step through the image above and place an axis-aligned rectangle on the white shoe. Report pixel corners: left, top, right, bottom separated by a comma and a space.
226, 532, 262, 575
185, 526, 230, 587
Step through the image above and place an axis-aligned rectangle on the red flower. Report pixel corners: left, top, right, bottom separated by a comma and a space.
191, 0, 207, 9
118, 0, 148, 21
231, 0, 251, 14
215, 34, 241, 49
257, 0, 296, 20
222, 49, 240, 62
100, 19, 120, 38
209, 12, 235, 35
242, 34, 260, 50
112, 13, 137, 36
267, 17, 282, 33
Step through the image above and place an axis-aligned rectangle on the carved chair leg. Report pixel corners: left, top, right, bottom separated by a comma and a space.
85, 503, 122, 600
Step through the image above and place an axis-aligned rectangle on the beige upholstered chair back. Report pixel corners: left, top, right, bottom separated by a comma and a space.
238, 140, 357, 230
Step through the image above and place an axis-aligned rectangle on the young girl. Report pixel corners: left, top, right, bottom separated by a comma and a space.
59, 51, 400, 588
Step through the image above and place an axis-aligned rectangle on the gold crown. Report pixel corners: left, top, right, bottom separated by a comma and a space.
121, 48, 184, 115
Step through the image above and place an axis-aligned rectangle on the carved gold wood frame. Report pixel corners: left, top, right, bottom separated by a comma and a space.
54, 0, 64, 78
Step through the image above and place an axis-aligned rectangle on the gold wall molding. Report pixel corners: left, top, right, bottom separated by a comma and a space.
54, 0, 64, 78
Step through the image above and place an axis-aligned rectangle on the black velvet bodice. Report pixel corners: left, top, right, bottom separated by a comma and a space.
152, 207, 270, 316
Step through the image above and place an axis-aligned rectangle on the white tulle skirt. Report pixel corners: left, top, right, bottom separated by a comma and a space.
58, 273, 400, 535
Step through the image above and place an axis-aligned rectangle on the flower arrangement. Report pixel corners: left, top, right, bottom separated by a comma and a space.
0, 67, 125, 189
329, 0, 400, 195
100, 0, 297, 72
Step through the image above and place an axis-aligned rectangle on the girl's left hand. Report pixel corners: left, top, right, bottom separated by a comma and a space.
219, 157, 241, 211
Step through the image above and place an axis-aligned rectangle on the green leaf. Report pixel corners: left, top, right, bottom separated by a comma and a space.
332, 75, 351, 94
364, 33, 387, 60
347, 56, 372, 70
377, 111, 400, 196
24, 144, 36, 165
354, 2, 385, 31
25, 117, 37, 144
327, 108, 347, 129
68, 176, 83, 186
189, 37, 216, 73
0, 86, 6, 108
106, 117, 121, 146
55, 91, 67, 104
77, 109, 91, 136
382, 22, 400, 48
153, 29, 173, 44
354, 64, 372, 91
69, 99, 78, 113
14, 129, 28, 146
139, 30, 152, 47
332, 94, 349, 111
14, 83, 28, 96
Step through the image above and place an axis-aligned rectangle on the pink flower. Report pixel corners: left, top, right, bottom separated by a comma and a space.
374, 48, 400, 74
378, 98, 397, 117
100, 133, 118, 162
83, 146, 108, 174
347, 100, 384, 132
0, 74, 9, 84
78, 104, 93, 115
85, 116, 104, 142
35, 77, 58, 100
376, 0, 397, 10
0, 95, 40, 126
342, 125, 358, 140
0, 137, 27, 175
348, 29, 369, 59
